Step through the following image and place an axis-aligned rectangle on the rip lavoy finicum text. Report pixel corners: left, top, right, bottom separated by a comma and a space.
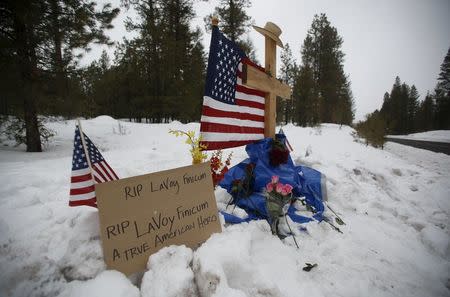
104, 171, 218, 263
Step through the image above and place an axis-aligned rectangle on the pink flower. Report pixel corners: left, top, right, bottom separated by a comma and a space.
276, 183, 283, 193
284, 184, 293, 195
281, 187, 288, 196
271, 175, 279, 184
266, 182, 274, 192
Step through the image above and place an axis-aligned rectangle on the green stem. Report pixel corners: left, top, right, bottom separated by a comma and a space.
284, 214, 300, 249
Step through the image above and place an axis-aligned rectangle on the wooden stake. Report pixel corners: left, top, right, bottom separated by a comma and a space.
264, 37, 277, 138
211, 16, 219, 26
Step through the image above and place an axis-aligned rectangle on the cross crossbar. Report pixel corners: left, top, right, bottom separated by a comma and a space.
242, 63, 291, 99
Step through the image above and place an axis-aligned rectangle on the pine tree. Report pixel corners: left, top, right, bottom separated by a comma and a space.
293, 65, 318, 126
0, 0, 118, 151
278, 43, 297, 124
415, 92, 435, 131
46, 0, 119, 114
206, 0, 256, 60
381, 77, 401, 134
435, 48, 450, 129
1, 0, 47, 151
437, 48, 450, 95
300, 14, 354, 125
118, 0, 205, 123
407, 85, 419, 132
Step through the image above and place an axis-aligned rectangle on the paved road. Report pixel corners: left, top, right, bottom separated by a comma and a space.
385, 137, 450, 155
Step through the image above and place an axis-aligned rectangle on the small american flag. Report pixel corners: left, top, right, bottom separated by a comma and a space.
69, 126, 119, 207
200, 25, 266, 150
279, 127, 293, 152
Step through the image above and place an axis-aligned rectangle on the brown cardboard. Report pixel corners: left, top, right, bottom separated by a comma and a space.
95, 162, 222, 276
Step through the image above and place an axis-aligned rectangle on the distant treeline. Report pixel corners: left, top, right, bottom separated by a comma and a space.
356, 49, 450, 148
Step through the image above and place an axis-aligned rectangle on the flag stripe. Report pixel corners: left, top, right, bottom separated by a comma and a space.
92, 164, 108, 183
200, 122, 264, 134
201, 140, 257, 150
200, 115, 264, 128
202, 96, 264, 116
71, 173, 92, 183
234, 99, 265, 109
70, 185, 96, 195
71, 168, 91, 177
201, 132, 264, 142
202, 105, 264, 122
70, 179, 95, 189
70, 191, 96, 201
69, 197, 97, 207
105, 162, 119, 180
97, 162, 113, 181
235, 85, 266, 99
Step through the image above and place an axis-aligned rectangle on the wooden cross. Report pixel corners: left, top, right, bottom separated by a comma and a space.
243, 22, 291, 138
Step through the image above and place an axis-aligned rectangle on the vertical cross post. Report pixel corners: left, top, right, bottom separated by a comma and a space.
264, 37, 277, 138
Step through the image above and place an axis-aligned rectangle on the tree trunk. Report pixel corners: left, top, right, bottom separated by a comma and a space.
50, 0, 69, 113
13, 3, 42, 152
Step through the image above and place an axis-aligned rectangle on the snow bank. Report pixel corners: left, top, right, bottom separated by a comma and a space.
0, 120, 449, 297
141, 245, 197, 297
193, 220, 321, 297
61, 270, 139, 297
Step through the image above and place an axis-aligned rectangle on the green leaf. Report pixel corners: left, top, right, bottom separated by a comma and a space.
335, 217, 345, 225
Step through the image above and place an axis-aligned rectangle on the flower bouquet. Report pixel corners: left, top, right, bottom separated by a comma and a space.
230, 163, 255, 204
210, 150, 232, 188
265, 175, 294, 237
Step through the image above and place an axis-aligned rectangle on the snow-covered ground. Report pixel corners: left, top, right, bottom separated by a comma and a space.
387, 130, 450, 143
0, 117, 449, 297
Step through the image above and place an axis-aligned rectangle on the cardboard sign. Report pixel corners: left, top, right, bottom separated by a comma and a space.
95, 162, 222, 276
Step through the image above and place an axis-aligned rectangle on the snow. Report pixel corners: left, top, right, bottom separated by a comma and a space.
0, 118, 449, 297
61, 270, 139, 297
141, 245, 197, 297
387, 130, 450, 143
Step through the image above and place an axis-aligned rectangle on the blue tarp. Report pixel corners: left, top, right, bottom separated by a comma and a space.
219, 135, 326, 227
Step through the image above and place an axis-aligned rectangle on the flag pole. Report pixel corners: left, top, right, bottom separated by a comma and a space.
77, 119, 95, 179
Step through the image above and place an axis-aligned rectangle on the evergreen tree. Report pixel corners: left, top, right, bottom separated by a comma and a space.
1, 0, 47, 151
407, 85, 419, 132
0, 0, 118, 151
116, 0, 205, 123
437, 48, 450, 95
278, 43, 297, 124
205, 0, 256, 60
435, 48, 450, 129
415, 92, 435, 131
299, 14, 354, 125
293, 64, 318, 126
355, 110, 386, 148
45, 0, 119, 116
381, 76, 402, 134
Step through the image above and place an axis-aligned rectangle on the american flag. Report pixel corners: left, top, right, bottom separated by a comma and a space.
69, 126, 119, 207
278, 127, 294, 152
200, 25, 266, 150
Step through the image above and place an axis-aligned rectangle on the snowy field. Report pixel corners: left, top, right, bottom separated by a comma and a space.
0, 116, 449, 297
